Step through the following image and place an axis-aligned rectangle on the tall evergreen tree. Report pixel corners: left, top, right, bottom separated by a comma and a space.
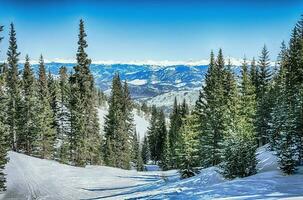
255, 45, 272, 146
69, 20, 101, 166
19, 55, 38, 155
168, 97, 182, 167
176, 114, 200, 178
195, 50, 226, 167
157, 109, 169, 168
6, 23, 21, 151
103, 74, 132, 169
0, 23, 9, 192
141, 135, 150, 164
220, 58, 257, 179
147, 106, 158, 163
250, 57, 259, 96
33, 55, 56, 159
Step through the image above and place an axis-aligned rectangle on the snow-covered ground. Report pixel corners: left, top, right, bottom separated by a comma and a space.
143, 89, 200, 109
2, 145, 303, 199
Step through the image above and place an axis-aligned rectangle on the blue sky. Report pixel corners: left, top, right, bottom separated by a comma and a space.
0, 0, 302, 62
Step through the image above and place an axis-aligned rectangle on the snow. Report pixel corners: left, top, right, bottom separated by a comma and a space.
2, 140, 303, 199
145, 89, 200, 108
127, 79, 147, 86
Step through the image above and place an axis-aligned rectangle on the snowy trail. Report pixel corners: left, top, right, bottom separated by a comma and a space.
3, 152, 176, 200
2, 146, 303, 199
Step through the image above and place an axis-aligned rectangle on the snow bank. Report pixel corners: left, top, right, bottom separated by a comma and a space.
256, 144, 278, 173
2, 144, 303, 199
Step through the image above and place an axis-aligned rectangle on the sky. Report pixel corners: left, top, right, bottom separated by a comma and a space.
0, 0, 302, 63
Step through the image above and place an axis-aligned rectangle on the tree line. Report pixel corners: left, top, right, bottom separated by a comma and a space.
145, 16, 303, 178
1, 14, 303, 192
0, 20, 144, 192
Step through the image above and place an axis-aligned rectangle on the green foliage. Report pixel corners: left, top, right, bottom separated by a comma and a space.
103, 74, 134, 169
176, 114, 200, 179
255, 45, 272, 146
33, 56, 56, 159
0, 24, 9, 192
141, 135, 150, 164
69, 20, 101, 166
195, 50, 227, 167
19, 55, 39, 155
6, 23, 21, 151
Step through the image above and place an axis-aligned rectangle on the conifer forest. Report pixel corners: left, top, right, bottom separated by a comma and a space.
0, 1, 303, 199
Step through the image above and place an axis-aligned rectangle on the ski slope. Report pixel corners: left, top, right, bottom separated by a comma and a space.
2, 145, 303, 199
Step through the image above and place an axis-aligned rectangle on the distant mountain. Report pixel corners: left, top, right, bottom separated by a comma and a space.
26, 62, 206, 97
21, 62, 245, 109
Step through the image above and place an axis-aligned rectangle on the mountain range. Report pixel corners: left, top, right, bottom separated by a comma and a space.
25, 62, 210, 108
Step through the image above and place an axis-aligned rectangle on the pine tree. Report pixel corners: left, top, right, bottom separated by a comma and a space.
141, 135, 150, 164
133, 133, 144, 171
250, 57, 259, 95
157, 109, 169, 168
195, 50, 226, 167
176, 114, 200, 178
147, 106, 158, 163
168, 97, 182, 167
19, 55, 38, 155
104, 74, 133, 169
6, 23, 21, 151
69, 20, 101, 166
33, 55, 56, 159
0, 23, 9, 192
180, 99, 189, 118
274, 22, 303, 173
220, 58, 257, 179
56, 66, 71, 163
255, 45, 272, 146
268, 42, 288, 150
160, 133, 171, 170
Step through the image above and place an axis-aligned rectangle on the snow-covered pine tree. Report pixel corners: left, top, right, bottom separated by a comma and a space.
19, 55, 38, 155
33, 55, 56, 159
255, 45, 272, 146
274, 24, 303, 173
56, 66, 71, 164
6, 23, 21, 151
141, 135, 150, 164
0, 24, 9, 192
176, 114, 200, 178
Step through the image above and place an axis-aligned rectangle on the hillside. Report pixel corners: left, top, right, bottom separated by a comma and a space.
2, 145, 303, 200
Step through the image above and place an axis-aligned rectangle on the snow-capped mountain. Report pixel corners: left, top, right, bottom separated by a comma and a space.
26, 62, 208, 106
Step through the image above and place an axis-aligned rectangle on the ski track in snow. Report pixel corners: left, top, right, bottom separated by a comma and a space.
2, 145, 303, 199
